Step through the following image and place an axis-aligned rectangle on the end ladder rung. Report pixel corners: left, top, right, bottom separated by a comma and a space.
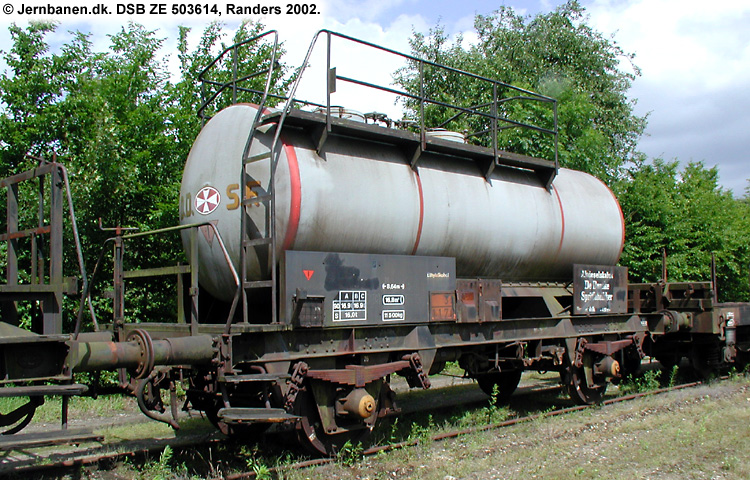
244, 151, 271, 164
243, 237, 272, 247
244, 280, 274, 289
258, 113, 279, 125
242, 193, 271, 205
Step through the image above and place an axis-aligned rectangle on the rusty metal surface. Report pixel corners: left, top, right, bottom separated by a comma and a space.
218, 407, 299, 423
582, 338, 634, 356
0, 162, 58, 187
430, 292, 456, 322
69, 333, 216, 374
0, 225, 52, 242
224, 312, 647, 374
307, 360, 411, 388
1, 160, 88, 336
0, 384, 88, 397
629, 281, 714, 314
455, 279, 503, 323
0, 428, 101, 451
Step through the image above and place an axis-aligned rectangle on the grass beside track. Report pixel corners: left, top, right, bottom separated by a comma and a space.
286, 375, 750, 480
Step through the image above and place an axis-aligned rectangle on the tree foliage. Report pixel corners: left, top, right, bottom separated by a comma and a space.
394, 0, 646, 183
618, 160, 750, 302
0, 20, 291, 327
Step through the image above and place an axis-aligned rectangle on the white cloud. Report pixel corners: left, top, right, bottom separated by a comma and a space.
590, 0, 750, 93
587, 0, 750, 194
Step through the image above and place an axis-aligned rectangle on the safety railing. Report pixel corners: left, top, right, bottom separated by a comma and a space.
0, 157, 89, 336
196, 30, 558, 175
276, 30, 559, 182
80, 222, 239, 339
197, 30, 284, 123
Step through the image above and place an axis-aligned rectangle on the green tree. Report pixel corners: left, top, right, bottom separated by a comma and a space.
0, 20, 292, 328
173, 20, 294, 147
618, 159, 750, 302
0, 22, 91, 174
394, 0, 646, 183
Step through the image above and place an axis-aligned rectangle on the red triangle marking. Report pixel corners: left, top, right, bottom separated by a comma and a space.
199, 220, 219, 246
303, 270, 314, 281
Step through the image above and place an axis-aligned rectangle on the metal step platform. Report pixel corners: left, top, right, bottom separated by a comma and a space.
217, 407, 300, 423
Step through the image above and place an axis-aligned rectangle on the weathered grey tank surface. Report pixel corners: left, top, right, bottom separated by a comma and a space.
180, 104, 625, 301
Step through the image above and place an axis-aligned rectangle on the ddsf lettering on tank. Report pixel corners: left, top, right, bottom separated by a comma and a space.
180, 181, 262, 219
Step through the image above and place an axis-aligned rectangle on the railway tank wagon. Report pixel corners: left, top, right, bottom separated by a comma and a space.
0, 30, 748, 456
170, 30, 645, 453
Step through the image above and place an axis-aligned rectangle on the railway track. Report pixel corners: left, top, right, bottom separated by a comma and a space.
0, 369, 722, 479
221, 378, 711, 480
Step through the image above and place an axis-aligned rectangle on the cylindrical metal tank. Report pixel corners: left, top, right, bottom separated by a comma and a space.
180, 104, 625, 302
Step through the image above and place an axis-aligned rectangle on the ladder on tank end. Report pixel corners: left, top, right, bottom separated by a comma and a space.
239, 35, 284, 325
197, 30, 285, 324
239, 105, 280, 324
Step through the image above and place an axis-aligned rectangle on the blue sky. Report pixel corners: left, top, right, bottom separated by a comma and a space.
1, 0, 748, 195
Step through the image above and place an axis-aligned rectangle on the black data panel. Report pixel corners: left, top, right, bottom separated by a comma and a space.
281, 251, 456, 327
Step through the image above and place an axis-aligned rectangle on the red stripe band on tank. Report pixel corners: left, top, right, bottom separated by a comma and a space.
243, 104, 300, 250
281, 141, 301, 251
411, 168, 425, 255
552, 184, 566, 258
609, 185, 626, 258
589, 175, 626, 259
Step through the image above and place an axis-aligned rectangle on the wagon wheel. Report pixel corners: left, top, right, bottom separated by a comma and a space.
0, 396, 43, 435
564, 352, 607, 405
476, 370, 523, 403
293, 386, 372, 456
689, 342, 721, 380
620, 346, 644, 378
